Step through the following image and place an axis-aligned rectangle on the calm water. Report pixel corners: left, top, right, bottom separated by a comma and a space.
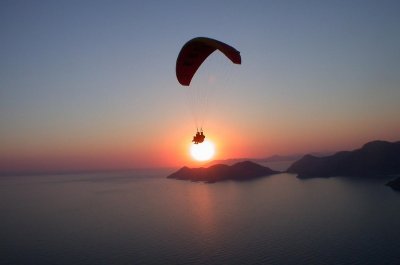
1, 164, 400, 265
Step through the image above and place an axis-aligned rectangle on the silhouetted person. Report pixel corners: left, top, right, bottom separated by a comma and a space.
192, 132, 199, 144
199, 131, 205, 143
192, 131, 205, 144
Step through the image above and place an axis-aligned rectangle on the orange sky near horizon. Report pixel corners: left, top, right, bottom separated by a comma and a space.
1, 114, 399, 173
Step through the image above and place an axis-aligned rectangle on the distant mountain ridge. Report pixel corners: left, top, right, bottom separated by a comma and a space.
205, 153, 332, 167
287, 140, 400, 178
167, 161, 279, 183
386, 177, 400, 191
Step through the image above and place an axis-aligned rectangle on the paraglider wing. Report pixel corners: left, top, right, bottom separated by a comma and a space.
176, 37, 241, 86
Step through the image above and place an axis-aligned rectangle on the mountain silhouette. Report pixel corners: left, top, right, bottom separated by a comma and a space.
287, 140, 400, 178
204, 153, 331, 167
167, 161, 279, 183
386, 177, 400, 191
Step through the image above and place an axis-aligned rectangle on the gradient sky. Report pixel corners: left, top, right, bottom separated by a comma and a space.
1, 0, 399, 172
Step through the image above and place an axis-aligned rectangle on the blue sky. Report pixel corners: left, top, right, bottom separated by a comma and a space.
1, 0, 399, 170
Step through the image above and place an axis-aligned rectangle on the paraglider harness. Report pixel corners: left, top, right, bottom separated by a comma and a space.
192, 130, 205, 144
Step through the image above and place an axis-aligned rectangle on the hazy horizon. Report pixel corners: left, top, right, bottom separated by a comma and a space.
2, 138, 398, 176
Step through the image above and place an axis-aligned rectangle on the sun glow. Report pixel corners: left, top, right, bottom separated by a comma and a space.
190, 140, 215, 161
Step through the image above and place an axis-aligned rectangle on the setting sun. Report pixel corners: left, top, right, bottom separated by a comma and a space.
190, 140, 215, 161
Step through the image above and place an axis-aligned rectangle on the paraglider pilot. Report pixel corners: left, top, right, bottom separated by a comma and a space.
192, 130, 205, 144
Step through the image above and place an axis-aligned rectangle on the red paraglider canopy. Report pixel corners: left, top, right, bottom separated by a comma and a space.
176, 37, 241, 86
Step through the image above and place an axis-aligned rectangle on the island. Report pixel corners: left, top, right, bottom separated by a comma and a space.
167, 161, 280, 183
386, 177, 400, 191
287, 140, 400, 178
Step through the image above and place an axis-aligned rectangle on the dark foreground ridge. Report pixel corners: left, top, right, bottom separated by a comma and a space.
386, 177, 400, 192
167, 161, 280, 183
287, 140, 400, 178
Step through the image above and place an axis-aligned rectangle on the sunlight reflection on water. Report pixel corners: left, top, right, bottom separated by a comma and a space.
1, 167, 400, 265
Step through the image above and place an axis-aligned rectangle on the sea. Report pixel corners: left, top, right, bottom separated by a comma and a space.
1, 161, 400, 265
